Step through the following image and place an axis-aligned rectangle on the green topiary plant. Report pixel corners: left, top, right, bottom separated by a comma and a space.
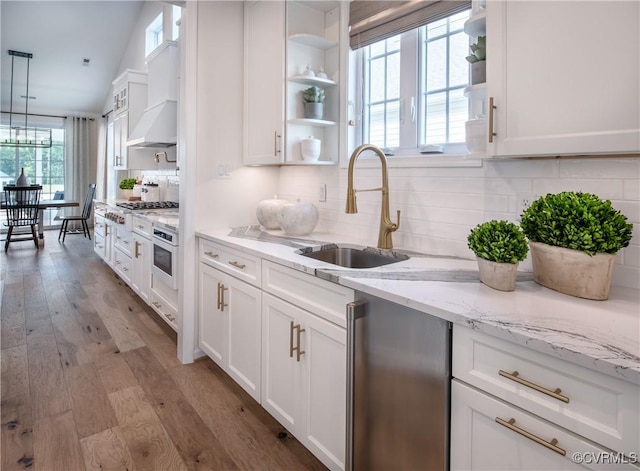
465, 35, 486, 63
119, 178, 137, 190
302, 86, 325, 103
467, 220, 529, 264
520, 192, 633, 256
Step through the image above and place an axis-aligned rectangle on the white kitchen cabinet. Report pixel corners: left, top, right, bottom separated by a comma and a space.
243, 1, 345, 165
484, 1, 639, 157
150, 276, 178, 331
261, 292, 346, 471
93, 212, 109, 262
112, 70, 147, 169
198, 243, 262, 401
451, 326, 640, 469
131, 216, 152, 305
112, 224, 133, 284
451, 380, 639, 471
243, 0, 285, 165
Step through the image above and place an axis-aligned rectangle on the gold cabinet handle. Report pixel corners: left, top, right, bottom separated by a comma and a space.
217, 282, 228, 312
152, 301, 161, 308
134, 241, 140, 258
496, 417, 566, 456
499, 370, 570, 404
274, 130, 281, 156
228, 261, 246, 270
488, 96, 497, 143
289, 321, 305, 362
204, 251, 219, 258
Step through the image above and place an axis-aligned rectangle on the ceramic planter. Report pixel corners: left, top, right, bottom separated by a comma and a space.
529, 241, 615, 300
471, 61, 486, 85
476, 257, 518, 291
304, 102, 323, 120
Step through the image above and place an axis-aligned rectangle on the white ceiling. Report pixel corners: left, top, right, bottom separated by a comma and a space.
0, 1, 144, 117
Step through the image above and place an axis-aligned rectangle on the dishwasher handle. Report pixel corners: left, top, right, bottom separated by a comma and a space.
346, 300, 367, 471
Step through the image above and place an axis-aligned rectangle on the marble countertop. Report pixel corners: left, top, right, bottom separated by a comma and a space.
196, 225, 640, 385
96, 199, 179, 231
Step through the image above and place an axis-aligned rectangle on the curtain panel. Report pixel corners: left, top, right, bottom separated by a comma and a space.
64, 117, 95, 229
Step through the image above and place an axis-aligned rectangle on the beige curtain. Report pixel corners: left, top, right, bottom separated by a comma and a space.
64, 117, 96, 229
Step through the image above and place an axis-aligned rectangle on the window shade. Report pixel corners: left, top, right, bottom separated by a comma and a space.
349, 0, 471, 49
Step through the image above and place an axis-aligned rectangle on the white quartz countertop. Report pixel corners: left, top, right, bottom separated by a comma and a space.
196, 226, 640, 385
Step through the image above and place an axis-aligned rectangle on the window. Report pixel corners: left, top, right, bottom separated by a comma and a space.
172, 5, 181, 41
0, 126, 65, 228
356, 9, 471, 155
145, 12, 163, 57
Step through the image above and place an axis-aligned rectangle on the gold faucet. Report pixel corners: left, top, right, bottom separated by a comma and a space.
346, 144, 400, 249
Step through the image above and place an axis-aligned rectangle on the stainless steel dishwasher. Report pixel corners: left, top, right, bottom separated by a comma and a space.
346, 292, 451, 471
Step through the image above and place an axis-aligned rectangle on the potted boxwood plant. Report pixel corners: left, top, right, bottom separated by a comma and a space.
520, 192, 633, 300
467, 220, 528, 291
465, 35, 486, 85
303, 86, 325, 120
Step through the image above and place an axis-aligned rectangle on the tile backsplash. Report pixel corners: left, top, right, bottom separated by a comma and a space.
277, 157, 640, 289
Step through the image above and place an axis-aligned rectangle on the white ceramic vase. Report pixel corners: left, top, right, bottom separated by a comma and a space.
476, 257, 518, 292
300, 137, 321, 161
529, 241, 615, 300
278, 202, 319, 236
256, 197, 289, 230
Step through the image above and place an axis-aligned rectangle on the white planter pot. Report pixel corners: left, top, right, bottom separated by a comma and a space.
529, 241, 615, 300
476, 257, 518, 292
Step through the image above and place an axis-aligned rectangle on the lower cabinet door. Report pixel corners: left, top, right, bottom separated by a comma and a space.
199, 263, 227, 366
198, 262, 262, 401
261, 293, 346, 471
131, 233, 151, 304
451, 380, 638, 471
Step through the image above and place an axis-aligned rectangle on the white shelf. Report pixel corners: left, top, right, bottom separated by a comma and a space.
288, 33, 337, 50
288, 118, 336, 127
464, 10, 486, 37
281, 160, 337, 166
289, 75, 337, 87
464, 83, 487, 100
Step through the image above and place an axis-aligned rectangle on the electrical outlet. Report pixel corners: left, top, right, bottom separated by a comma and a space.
516, 193, 535, 220
319, 183, 327, 202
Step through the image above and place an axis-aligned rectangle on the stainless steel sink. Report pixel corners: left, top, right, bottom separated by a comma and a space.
300, 246, 408, 269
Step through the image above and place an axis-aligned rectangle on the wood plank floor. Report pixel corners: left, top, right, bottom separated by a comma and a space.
1, 232, 328, 471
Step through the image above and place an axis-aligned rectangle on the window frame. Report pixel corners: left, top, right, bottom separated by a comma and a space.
349, 8, 480, 169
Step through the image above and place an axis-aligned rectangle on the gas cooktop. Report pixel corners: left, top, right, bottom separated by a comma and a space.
116, 201, 179, 210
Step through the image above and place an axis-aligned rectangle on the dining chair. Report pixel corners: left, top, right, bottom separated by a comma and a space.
58, 183, 96, 243
3, 184, 42, 252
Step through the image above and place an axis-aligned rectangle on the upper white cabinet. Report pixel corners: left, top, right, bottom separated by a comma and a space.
244, 1, 286, 166
484, 0, 639, 157
243, 1, 345, 165
111, 70, 147, 169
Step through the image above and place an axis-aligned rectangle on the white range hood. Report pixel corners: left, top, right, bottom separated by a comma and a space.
127, 41, 178, 148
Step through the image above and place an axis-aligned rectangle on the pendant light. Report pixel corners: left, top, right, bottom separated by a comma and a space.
0, 50, 52, 148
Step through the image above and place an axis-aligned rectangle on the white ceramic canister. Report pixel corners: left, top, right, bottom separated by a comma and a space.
278, 201, 319, 236
256, 196, 289, 229
300, 136, 321, 161
141, 183, 160, 202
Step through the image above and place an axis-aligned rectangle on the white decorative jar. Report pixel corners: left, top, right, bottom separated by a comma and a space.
278, 202, 319, 236
465, 117, 486, 154
256, 197, 289, 229
300, 136, 321, 161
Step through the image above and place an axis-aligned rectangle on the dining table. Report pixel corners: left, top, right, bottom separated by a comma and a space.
1, 199, 79, 247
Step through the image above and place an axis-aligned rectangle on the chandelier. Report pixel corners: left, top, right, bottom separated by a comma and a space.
0, 50, 52, 148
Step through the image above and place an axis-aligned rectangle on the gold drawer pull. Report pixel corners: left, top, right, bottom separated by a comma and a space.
204, 251, 219, 258
499, 370, 570, 403
496, 417, 566, 456
228, 261, 246, 270
289, 321, 305, 362
489, 96, 497, 143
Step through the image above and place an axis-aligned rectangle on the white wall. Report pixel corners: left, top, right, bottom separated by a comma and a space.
277, 158, 640, 289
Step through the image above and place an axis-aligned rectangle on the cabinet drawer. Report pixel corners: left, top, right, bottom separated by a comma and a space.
94, 233, 106, 258
262, 260, 354, 328
199, 239, 260, 287
132, 216, 152, 238
114, 224, 132, 256
453, 326, 640, 454
113, 248, 132, 284
94, 214, 106, 237
150, 289, 178, 331
451, 380, 639, 471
